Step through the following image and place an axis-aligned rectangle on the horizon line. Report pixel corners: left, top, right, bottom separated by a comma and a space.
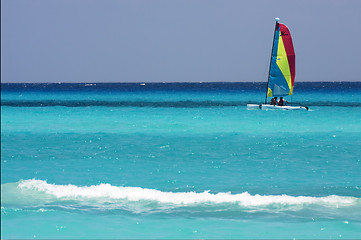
2, 81, 361, 84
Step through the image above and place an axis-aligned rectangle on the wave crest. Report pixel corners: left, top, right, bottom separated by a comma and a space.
13, 179, 358, 206
2, 179, 360, 217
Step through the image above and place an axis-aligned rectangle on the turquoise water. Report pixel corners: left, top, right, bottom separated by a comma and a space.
1, 83, 361, 239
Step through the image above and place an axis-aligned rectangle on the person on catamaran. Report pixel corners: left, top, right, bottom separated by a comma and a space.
270, 97, 277, 105
278, 97, 289, 106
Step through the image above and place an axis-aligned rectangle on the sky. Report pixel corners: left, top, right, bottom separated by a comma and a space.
1, 0, 361, 83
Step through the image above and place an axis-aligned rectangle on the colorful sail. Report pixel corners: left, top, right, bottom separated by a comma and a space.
267, 21, 295, 97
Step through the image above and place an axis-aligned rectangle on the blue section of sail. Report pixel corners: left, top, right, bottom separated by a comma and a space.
269, 60, 290, 96
272, 26, 280, 57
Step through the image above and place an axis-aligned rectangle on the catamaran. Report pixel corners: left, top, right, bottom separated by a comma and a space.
247, 18, 308, 110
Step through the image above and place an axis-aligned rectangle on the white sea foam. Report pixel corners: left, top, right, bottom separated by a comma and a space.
17, 179, 358, 208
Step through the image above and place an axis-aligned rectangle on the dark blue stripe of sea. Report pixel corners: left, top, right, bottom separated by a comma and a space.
2, 82, 361, 92
2, 82, 361, 107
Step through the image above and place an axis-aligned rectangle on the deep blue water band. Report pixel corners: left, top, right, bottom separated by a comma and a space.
2, 82, 361, 92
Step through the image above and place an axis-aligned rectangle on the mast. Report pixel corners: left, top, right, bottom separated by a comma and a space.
265, 18, 280, 104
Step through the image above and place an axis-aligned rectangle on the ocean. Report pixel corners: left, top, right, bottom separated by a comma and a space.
1, 82, 361, 239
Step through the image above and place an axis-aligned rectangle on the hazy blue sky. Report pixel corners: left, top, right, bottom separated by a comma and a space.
2, 0, 361, 83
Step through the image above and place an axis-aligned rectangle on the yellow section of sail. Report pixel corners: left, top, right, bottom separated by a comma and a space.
276, 36, 293, 94
267, 88, 273, 97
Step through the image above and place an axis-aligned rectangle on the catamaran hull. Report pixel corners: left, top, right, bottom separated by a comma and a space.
246, 104, 262, 110
247, 104, 308, 110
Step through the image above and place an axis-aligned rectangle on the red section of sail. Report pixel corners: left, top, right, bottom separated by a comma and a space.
279, 23, 295, 87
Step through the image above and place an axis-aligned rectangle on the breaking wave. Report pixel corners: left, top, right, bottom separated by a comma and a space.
2, 179, 360, 218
